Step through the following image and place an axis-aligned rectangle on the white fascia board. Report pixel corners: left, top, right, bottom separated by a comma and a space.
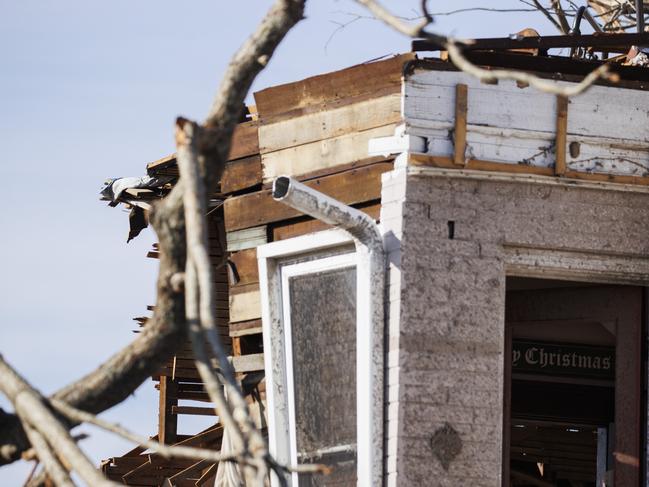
367, 123, 427, 158
257, 228, 352, 260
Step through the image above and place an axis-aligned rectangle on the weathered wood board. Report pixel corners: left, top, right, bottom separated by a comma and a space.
226, 226, 267, 252
221, 155, 262, 194
404, 69, 649, 177
258, 94, 401, 154
224, 161, 392, 231
227, 120, 259, 161
146, 121, 260, 177
229, 319, 263, 338
254, 54, 413, 121
229, 248, 259, 287
271, 202, 381, 241
261, 125, 396, 183
229, 284, 261, 323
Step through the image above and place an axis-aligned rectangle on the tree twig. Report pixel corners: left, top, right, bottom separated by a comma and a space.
552, 0, 573, 32
523, 0, 566, 32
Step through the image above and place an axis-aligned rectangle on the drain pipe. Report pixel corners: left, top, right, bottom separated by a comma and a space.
273, 176, 385, 487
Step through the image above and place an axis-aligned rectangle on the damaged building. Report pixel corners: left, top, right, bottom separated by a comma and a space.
101, 32, 649, 487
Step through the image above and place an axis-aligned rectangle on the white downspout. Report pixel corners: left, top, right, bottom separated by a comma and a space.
272, 176, 385, 487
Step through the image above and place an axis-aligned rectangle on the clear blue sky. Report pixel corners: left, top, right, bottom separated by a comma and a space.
0, 1, 555, 484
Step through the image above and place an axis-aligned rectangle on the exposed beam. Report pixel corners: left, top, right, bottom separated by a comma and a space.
413, 33, 649, 52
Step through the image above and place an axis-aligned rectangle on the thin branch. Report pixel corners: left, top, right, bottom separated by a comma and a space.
22, 425, 75, 487
523, 0, 566, 32
0, 0, 307, 472
21, 457, 39, 487
176, 118, 267, 484
50, 395, 329, 479
446, 42, 616, 96
357, 0, 617, 97
206, 0, 305, 124
176, 119, 245, 442
420, 0, 433, 24
325, 5, 557, 52
552, 0, 573, 33
324, 16, 363, 53
355, 0, 446, 43
0, 355, 119, 486
49, 398, 243, 465
25, 470, 50, 487
430, 7, 539, 16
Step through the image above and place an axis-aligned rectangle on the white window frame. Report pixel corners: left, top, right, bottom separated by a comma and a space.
258, 229, 364, 486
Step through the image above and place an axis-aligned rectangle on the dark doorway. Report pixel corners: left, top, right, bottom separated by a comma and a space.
504, 278, 642, 487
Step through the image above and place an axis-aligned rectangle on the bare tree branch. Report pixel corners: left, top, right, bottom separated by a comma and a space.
176, 119, 252, 484
0, 355, 120, 486
22, 425, 75, 487
356, 0, 617, 96
446, 43, 617, 96
206, 0, 306, 126
552, 0, 573, 32
0, 0, 307, 470
355, 0, 446, 43
49, 398, 243, 465
21, 456, 40, 487
431, 7, 540, 16
523, 0, 566, 32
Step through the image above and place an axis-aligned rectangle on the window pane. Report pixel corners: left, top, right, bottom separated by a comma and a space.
289, 267, 357, 486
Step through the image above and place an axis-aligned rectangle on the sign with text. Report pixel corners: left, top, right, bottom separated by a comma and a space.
512, 340, 615, 379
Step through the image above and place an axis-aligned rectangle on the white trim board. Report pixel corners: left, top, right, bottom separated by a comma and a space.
258, 229, 361, 486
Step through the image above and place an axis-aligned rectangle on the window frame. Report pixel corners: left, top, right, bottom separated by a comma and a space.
258, 229, 361, 486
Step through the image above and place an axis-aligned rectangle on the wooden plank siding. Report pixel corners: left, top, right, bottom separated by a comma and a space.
260, 125, 397, 183
228, 248, 259, 287
146, 121, 260, 177
220, 154, 262, 194
229, 284, 261, 323
258, 94, 401, 154
226, 120, 259, 161
271, 201, 381, 241
404, 68, 649, 178
224, 161, 393, 231
253, 54, 413, 122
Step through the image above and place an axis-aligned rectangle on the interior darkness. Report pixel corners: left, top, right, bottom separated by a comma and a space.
505, 277, 621, 487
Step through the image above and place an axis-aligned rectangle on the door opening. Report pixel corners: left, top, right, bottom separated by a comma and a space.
504, 277, 642, 487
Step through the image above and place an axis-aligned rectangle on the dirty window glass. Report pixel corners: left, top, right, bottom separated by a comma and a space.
289, 266, 357, 486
